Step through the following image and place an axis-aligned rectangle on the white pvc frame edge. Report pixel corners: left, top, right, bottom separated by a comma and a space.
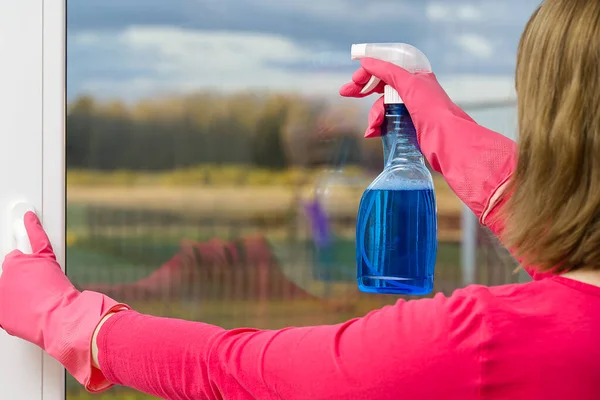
42, 0, 67, 398
0, 0, 65, 399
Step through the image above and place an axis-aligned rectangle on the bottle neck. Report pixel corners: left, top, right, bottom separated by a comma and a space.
381, 103, 424, 167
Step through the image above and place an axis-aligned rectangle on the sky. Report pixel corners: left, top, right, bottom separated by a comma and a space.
67, 0, 542, 137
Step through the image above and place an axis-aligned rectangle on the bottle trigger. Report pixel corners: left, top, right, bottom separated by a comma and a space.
361, 76, 381, 94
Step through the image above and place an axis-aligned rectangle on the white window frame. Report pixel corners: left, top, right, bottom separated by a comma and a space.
0, 0, 65, 398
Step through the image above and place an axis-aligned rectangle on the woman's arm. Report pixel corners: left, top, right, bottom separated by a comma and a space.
422, 115, 551, 280
342, 65, 548, 279
94, 291, 482, 400
417, 112, 517, 235
340, 60, 518, 241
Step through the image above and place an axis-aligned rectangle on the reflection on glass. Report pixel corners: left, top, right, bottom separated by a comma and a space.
296, 159, 372, 299
66, 1, 526, 397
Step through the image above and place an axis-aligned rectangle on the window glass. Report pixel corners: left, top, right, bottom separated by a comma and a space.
66, 1, 539, 397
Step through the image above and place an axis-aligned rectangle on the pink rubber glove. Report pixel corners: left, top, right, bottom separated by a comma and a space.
0, 211, 129, 392
340, 58, 517, 229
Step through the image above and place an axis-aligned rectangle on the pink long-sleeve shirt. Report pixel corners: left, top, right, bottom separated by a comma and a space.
97, 271, 600, 400
95, 205, 600, 400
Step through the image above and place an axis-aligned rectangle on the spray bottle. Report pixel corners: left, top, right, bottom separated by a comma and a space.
351, 43, 437, 295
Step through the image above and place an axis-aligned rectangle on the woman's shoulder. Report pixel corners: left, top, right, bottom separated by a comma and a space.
441, 279, 555, 309
415, 280, 556, 325
436, 277, 588, 327
381, 279, 566, 339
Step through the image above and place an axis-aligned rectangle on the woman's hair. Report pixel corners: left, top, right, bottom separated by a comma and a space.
503, 0, 600, 273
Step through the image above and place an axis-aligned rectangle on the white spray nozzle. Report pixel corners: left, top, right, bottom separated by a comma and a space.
350, 43, 431, 104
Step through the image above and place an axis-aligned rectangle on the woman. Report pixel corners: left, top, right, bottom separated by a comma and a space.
2, 1, 599, 398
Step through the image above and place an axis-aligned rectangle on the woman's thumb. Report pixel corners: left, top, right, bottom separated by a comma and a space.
360, 58, 413, 98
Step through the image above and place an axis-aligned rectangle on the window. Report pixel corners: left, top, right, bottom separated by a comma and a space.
1, 1, 539, 399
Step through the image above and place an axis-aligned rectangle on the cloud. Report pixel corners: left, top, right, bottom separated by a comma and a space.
425, 1, 536, 25
417, 1, 541, 74
456, 4, 483, 21
455, 34, 494, 59
67, 0, 421, 30
242, 0, 418, 22
426, 3, 483, 22
66, 0, 543, 78
68, 26, 516, 109
67, 0, 427, 48
69, 27, 350, 98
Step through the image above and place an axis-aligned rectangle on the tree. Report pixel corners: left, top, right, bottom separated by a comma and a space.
252, 96, 290, 169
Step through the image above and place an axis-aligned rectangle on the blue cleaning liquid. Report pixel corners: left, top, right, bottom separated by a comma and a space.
357, 185, 437, 295
356, 102, 437, 295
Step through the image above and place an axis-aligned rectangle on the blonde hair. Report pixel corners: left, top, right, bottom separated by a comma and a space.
502, 0, 600, 273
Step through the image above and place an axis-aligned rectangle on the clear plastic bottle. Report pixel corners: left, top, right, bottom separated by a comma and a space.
352, 43, 438, 295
